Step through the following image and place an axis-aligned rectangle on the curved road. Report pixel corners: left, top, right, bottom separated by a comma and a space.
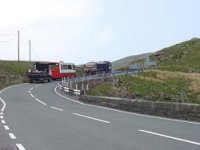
0, 82, 200, 150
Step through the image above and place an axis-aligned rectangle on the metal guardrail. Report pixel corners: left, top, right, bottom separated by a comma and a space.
59, 71, 137, 96
59, 84, 81, 95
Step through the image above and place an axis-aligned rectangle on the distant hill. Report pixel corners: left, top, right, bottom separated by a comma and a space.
112, 53, 152, 70
112, 38, 200, 72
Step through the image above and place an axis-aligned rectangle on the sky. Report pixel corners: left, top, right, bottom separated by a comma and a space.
0, 0, 200, 64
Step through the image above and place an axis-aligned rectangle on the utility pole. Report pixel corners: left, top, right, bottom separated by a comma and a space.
18, 30, 20, 62
29, 40, 31, 62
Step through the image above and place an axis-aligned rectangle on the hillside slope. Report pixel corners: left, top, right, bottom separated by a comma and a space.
153, 38, 200, 72
112, 38, 200, 72
112, 53, 152, 70
0, 61, 32, 89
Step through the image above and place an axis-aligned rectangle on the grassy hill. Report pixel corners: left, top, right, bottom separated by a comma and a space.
112, 38, 200, 72
153, 38, 200, 72
0, 61, 32, 89
112, 53, 152, 70
89, 38, 200, 104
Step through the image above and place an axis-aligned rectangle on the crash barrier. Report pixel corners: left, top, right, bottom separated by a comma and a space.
79, 95, 200, 122
58, 84, 83, 96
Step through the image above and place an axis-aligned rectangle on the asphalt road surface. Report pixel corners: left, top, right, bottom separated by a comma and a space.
0, 82, 200, 150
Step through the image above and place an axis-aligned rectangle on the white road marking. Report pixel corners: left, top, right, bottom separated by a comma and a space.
4, 125, 9, 130
0, 116, 3, 119
0, 97, 6, 112
55, 86, 84, 105
16, 144, 26, 150
30, 94, 34, 98
35, 98, 47, 106
139, 129, 200, 146
73, 113, 111, 124
0, 112, 3, 115
55, 85, 200, 125
9, 133, 16, 139
86, 103, 200, 125
1, 120, 6, 124
50, 106, 64, 111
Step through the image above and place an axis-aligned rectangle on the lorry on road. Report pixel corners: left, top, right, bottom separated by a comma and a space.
27, 62, 76, 83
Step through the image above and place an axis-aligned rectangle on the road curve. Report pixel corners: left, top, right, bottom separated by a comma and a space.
0, 82, 200, 150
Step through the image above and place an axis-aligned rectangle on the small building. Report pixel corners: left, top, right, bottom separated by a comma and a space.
129, 64, 143, 73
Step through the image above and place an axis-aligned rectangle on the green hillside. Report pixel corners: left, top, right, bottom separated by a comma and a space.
153, 38, 200, 72
112, 53, 152, 70
112, 38, 200, 72
0, 61, 32, 89
89, 38, 200, 104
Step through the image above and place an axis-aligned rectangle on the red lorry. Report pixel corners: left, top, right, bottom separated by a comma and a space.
27, 62, 76, 83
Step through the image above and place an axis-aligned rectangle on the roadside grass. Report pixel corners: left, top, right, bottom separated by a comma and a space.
89, 83, 113, 96
88, 70, 200, 104
0, 61, 32, 89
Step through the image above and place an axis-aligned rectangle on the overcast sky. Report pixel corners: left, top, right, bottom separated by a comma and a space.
0, 0, 199, 64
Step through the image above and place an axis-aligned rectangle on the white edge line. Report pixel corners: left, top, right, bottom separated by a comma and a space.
55, 86, 200, 125
16, 144, 26, 150
35, 98, 47, 106
50, 106, 64, 111
9, 133, 16, 139
139, 129, 200, 146
1, 120, 6, 124
73, 113, 111, 124
54, 86, 84, 105
30, 94, 34, 98
0, 85, 18, 112
0, 97, 6, 112
4, 125, 10, 130
84, 103, 200, 125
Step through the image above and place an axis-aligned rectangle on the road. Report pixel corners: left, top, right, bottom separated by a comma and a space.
0, 82, 200, 150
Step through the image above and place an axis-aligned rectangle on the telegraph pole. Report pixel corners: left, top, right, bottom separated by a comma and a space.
17, 30, 20, 62
29, 40, 31, 62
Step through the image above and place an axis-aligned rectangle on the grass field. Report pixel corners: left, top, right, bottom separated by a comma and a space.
89, 70, 200, 104
0, 61, 32, 89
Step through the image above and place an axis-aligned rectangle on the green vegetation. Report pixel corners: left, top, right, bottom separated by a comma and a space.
89, 83, 112, 96
89, 70, 200, 104
112, 38, 200, 72
112, 53, 151, 70
0, 61, 32, 89
155, 38, 200, 72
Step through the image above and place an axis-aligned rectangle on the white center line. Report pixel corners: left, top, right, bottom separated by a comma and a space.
9, 133, 16, 139
0, 116, 3, 119
73, 113, 111, 124
1, 120, 6, 124
4, 125, 10, 130
35, 98, 47, 106
16, 144, 26, 150
50, 106, 64, 111
30, 94, 34, 98
0, 112, 3, 115
139, 129, 200, 146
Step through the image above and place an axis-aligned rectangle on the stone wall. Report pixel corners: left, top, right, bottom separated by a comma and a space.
79, 95, 200, 122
